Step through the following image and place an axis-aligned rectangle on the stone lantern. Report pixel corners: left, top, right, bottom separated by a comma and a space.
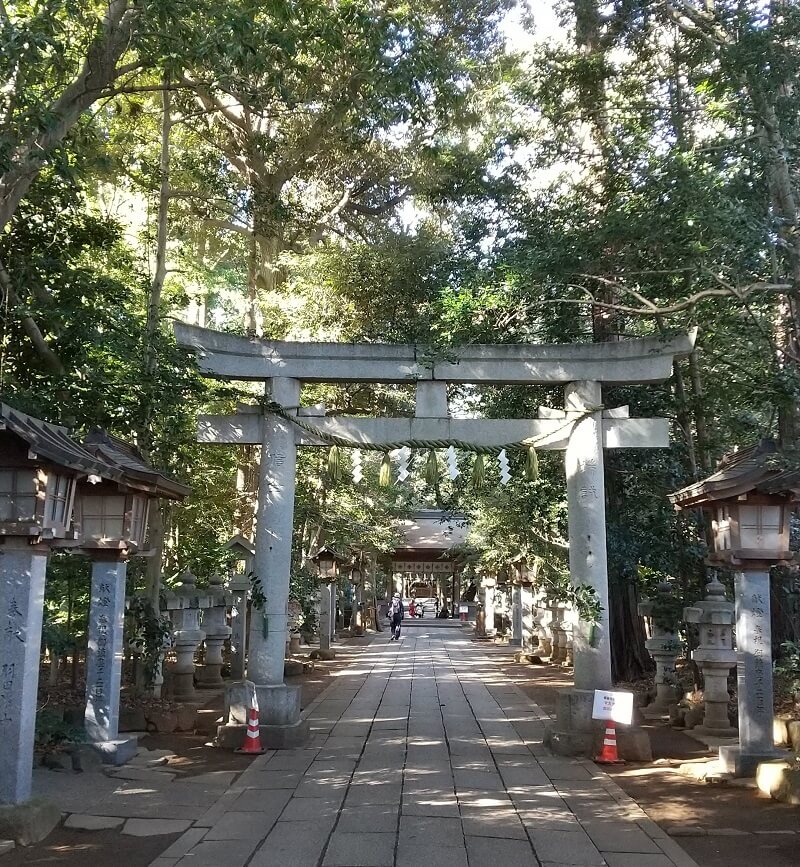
683, 577, 737, 736
481, 569, 497, 637
199, 574, 232, 687
350, 561, 365, 636
223, 535, 255, 680
0, 407, 188, 813
312, 545, 344, 659
163, 572, 209, 702
509, 556, 526, 648
670, 439, 800, 775
638, 580, 682, 718
549, 599, 568, 664
533, 593, 553, 657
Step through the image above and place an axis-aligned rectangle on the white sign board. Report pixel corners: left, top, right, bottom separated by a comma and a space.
459, 604, 469, 614
592, 690, 633, 725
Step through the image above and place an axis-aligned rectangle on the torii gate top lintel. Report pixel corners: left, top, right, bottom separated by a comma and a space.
174, 322, 696, 386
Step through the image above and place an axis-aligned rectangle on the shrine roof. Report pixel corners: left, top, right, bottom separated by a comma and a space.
396, 511, 469, 549
0, 404, 189, 500
669, 439, 800, 508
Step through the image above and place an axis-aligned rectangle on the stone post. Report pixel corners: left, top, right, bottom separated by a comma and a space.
534, 601, 552, 657
315, 582, 335, 660
521, 584, 534, 651
719, 570, 784, 776
510, 583, 523, 647
84, 555, 137, 763
563, 612, 575, 667
0, 541, 48, 805
549, 603, 567, 664
352, 583, 364, 636
199, 575, 231, 688
638, 580, 681, 719
166, 572, 206, 703
483, 579, 496, 636
684, 577, 737, 738
228, 573, 249, 680
564, 380, 612, 690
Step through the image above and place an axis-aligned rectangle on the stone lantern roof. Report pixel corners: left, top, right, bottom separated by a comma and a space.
82, 429, 189, 499
1, 402, 113, 477
669, 439, 800, 509
1, 403, 189, 499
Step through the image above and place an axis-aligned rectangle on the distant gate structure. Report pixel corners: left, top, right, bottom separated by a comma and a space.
175, 322, 695, 748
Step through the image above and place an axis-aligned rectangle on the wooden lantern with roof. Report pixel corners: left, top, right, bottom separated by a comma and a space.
0, 404, 188, 553
669, 440, 800, 571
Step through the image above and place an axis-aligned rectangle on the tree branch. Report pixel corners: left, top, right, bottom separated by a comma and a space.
0, 258, 65, 374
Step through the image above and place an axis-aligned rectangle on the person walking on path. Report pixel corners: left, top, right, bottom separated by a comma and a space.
388, 592, 404, 640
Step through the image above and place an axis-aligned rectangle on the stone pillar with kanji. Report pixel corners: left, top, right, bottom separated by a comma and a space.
84, 555, 137, 763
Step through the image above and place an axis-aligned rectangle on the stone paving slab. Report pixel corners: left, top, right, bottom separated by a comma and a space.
323, 831, 396, 867
144, 626, 700, 867
248, 820, 329, 867
122, 818, 193, 837
64, 814, 125, 830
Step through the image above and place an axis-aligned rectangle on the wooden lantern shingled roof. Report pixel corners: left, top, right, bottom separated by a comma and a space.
1, 403, 189, 500
668, 439, 800, 510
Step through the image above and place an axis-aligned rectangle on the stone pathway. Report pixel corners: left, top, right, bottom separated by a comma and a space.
149, 626, 699, 867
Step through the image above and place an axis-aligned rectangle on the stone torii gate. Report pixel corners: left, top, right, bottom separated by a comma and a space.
175, 322, 695, 748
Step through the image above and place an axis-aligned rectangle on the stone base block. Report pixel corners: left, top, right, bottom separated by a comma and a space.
544, 687, 650, 761
719, 744, 786, 778
90, 737, 138, 766
544, 727, 594, 757
642, 705, 670, 720
756, 761, 800, 805
614, 728, 653, 762
693, 724, 738, 739
63, 743, 104, 773
513, 651, 545, 665
284, 659, 304, 676
216, 719, 310, 750
309, 648, 335, 660
255, 683, 302, 727
0, 799, 61, 846
119, 708, 147, 732
508, 639, 522, 647
545, 724, 652, 762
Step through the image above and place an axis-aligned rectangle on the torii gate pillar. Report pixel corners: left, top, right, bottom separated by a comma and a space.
565, 380, 612, 692
248, 376, 308, 745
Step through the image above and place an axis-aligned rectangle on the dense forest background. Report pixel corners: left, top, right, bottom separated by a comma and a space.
3, 0, 800, 683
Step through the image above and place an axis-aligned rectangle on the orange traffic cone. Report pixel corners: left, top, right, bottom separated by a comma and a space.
235, 706, 265, 755
595, 721, 623, 764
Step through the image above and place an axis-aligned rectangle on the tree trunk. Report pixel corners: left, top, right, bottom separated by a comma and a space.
673, 359, 698, 477
688, 350, 712, 471
142, 71, 172, 611
609, 574, 652, 682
